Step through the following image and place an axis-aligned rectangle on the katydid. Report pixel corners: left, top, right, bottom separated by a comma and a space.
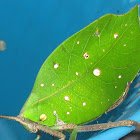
0, 5, 140, 140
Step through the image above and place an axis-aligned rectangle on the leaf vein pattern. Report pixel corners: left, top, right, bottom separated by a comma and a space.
28, 14, 138, 109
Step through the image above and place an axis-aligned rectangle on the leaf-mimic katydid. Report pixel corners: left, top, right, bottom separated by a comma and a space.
0, 5, 140, 140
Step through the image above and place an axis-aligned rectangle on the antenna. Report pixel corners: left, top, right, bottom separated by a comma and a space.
0, 115, 27, 126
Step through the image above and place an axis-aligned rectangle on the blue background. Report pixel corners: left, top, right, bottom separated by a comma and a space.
0, 0, 140, 140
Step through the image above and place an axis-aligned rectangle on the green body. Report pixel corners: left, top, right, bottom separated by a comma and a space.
20, 6, 140, 127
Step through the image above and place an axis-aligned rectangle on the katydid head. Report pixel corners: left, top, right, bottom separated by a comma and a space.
0, 115, 38, 133
0, 115, 66, 139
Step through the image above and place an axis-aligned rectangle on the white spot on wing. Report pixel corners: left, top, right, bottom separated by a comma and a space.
40, 83, 44, 87
93, 68, 101, 76
67, 112, 70, 115
52, 83, 55, 86
83, 102, 86, 106
76, 72, 79, 75
54, 63, 59, 69
83, 52, 89, 59
118, 75, 122, 79
77, 41, 80, 44
114, 33, 118, 39
64, 96, 70, 101
53, 110, 57, 115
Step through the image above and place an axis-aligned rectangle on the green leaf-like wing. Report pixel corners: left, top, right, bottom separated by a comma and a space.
21, 5, 140, 126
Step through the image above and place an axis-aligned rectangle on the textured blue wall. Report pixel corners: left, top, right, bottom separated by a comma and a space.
0, 0, 140, 140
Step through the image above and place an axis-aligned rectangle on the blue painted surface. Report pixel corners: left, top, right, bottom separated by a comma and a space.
0, 0, 140, 140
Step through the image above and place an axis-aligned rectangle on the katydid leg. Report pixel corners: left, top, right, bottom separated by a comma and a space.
107, 82, 131, 112
35, 131, 41, 140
